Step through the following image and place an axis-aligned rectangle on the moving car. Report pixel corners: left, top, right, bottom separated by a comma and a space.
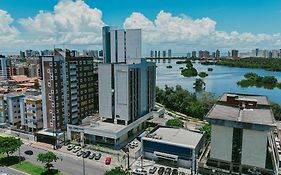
95, 152, 102, 160
89, 152, 96, 159
149, 166, 157, 174
105, 156, 111, 165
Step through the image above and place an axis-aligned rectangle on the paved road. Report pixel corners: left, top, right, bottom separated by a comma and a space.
14, 143, 112, 175
0, 166, 28, 175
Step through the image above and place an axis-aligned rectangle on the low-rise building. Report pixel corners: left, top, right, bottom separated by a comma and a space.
141, 126, 205, 174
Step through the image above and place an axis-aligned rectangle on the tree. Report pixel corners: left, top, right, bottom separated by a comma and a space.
193, 78, 206, 91
0, 136, 23, 157
200, 123, 211, 141
271, 103, 281, 121
104, 166, 130, 175
166, 118, 184, 128
33, 79, 40, 89
37, 151, 59, 169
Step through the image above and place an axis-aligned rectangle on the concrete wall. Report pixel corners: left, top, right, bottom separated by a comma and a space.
98, 64, 112, 119
210, 125, 233, 162
241, 129, 267, 168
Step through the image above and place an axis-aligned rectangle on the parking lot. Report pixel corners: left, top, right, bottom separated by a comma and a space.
131, 158, 191, 175
60, 144, 125, 168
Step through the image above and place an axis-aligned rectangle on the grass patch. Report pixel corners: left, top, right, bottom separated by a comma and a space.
0, 132, 12, 137
11, 161, 62, 175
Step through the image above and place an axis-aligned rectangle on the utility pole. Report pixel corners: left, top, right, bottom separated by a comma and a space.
81, 131, 85, 175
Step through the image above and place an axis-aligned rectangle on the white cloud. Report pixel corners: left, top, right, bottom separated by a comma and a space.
18, 0, 105, 45
0, 10, 20, 43
124, 10, 281, 52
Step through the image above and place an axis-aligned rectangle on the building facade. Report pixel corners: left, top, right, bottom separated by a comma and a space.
42, 49, 98, 131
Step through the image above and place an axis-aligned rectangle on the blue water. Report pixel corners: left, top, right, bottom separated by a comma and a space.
155, 59, 281, 104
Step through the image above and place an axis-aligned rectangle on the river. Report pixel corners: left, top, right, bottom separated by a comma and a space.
154, 59, 281, 104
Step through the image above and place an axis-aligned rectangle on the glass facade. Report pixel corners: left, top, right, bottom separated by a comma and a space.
143, 140, 192, 160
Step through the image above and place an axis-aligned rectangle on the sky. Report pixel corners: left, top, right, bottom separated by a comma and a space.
1, 0, 281, 55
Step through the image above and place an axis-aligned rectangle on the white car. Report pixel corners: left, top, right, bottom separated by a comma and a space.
133, 168, 148, 175
132, 141, 139, 147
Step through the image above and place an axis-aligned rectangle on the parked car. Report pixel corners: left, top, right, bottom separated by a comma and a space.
72, 146, 81, 153
128, 143, 135, 149
133, 168, 148, 175
172, 169, 178, 175
82, 151, 91, 158
95, 152, 102, 160
149, 166, 157, 174
24, 150, 33, 155
76, 150, 84, 157
158, 167, 165, 175
89, 152, 96, 159
105, 156, 111, 165
164, 168, 171, 175
132, 141, 139, 147
67, 145, 74, 151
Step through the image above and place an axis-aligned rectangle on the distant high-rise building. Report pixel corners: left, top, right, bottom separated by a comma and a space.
150, 50, 154, 58
212, 52, 216, 58
42, 49, 98, 130
186, 52, 191, 58
20, 51, 25, 58
203, 50, 210, 59
192, 51, 197, 58
231, 50, 239, 59
215, 49, 220, 59
154, 51, 157, 58
0, 56, 8, 78
198, 50, 204, 59
102, 26, 141, 64
168, 49, 172, 58
163, 51, 166, 58
158, 51, 161, 58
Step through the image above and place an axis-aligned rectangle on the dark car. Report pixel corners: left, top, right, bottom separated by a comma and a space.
89, 152, 96, 159
67, 145, 74, 151
95, 152, 102, 160
158, 167, 165, 175
77, 151, 84, 157
24, 150, 33, 155
82, 151, 91, 158
164, 168, 171, 175
149, 166, 157, 174
172, 169, 178, 175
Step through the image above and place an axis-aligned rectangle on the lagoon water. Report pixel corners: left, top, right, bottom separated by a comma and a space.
154, 59, 281, 104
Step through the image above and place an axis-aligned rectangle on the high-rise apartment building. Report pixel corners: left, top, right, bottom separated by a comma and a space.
162, 51, 166, 58
102, 26, 141, 64
216, 49, 220, 59
168, 49, 172, 58
42, 49, 98, 130
231, 50, 239, 59
192, 51, 197, 58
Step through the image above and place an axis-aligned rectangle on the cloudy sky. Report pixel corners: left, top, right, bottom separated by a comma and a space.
1, 0, 281, 55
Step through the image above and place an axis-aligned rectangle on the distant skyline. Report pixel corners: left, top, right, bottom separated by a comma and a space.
1, 0, 281, 55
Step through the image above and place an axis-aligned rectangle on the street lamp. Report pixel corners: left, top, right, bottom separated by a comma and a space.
80, 131, 85, 175
16, 133, 21, 165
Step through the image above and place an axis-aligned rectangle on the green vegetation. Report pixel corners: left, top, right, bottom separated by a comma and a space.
200, 61, 216, 65
166, 118, 184, 128
271, 103, 281, 121
198, 72, 208, 78
166, 65, 172, 69
181, 67, 198, 77
156, 85, 216, 120
37, 151, 59, 170
104, 167, 130, 175
237, 72, 280, 89
0, 136, 23, 157
200, 123, 211, 141
11, 161, 61, 175
176, 59, 191, 64
34, 79, 40, 89
207, 67, 213, 71
217, 57, 281, 71
193, 78, 206, 92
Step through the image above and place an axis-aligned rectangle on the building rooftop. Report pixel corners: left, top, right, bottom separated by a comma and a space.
206, 93, 275, 129
145, 127, 203, 149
